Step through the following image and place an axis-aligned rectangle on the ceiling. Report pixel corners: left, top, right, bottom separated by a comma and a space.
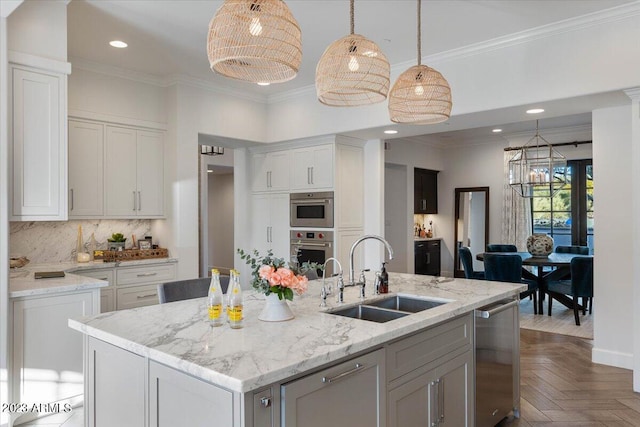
67, 0, 635, 142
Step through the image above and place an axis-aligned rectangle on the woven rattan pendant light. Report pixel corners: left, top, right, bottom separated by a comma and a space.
315, 0, 390, 106
388, 0, 452, 124
207, 0, 302, 84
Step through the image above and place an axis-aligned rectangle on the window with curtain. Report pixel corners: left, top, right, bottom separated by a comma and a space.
531, 159, 593, 251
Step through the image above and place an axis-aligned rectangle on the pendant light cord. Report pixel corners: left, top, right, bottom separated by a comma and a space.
350, 0, 355, 34
417, 0, 422, 66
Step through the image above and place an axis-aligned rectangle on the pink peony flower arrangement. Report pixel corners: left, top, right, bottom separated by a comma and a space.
238, 248, 322, 301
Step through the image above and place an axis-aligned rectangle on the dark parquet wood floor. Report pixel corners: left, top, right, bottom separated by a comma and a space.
502, 329, 640, 426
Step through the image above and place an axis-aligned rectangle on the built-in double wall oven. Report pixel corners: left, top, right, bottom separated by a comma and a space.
290, 191, 334, 228
290, 230, 334, 277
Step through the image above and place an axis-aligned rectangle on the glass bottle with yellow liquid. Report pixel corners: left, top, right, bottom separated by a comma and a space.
207, 269, 224, 327
227, 269, 243, 329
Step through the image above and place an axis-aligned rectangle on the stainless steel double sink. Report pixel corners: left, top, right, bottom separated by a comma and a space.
328, 294, 451, 323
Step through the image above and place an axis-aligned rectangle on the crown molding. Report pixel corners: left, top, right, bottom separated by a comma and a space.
9, 50, 71, 74
164, 74, 267, 104
70, 56, 166, 86
624, 87, 640, 101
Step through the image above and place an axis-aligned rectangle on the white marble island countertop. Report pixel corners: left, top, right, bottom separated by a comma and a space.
9, 258, 177, 298
69, 273, 525, 393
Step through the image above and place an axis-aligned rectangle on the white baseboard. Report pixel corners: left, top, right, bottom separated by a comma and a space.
592, 347, 634, 370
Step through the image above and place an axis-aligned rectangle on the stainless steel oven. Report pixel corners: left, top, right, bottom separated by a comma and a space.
290, 192, 334, 228
290, 230, 334, 276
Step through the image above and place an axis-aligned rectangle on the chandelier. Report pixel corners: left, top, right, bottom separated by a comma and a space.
508, 121, 567, 198
315, 0, 390, 106
207, 0, 302, 84
388, 0, 452, 124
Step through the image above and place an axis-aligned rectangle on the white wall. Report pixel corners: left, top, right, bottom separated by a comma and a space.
592, 105, 634, 370
0, 15, 9, 427
7, 0, 66, 61
384, 164, 408, 273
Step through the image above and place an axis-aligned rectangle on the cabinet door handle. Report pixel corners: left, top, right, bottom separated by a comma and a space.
307, 167, 311, 184
430, 380, 438, 427
133, 191, 137, 211
137, 272, 158, 277
266, 227, 270, 243
138, 191, 141, 211
260, 397, 271, 408
422, 199, 427, 210
70, 189, 74, 211
269, 226, 272, 243
427, 253, 431, 265
310, 166, 314, 184
267, 171, 271, 188
322, 363, 364, 383
438, 378, 445, 424
136, 293, 156, 299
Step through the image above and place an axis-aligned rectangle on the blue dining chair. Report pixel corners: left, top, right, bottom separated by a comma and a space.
555, 245, 589, 255
458, 247, 485, 280
483, 253, 538, 314
486, 244, 518, 252
547, 256, 593, 325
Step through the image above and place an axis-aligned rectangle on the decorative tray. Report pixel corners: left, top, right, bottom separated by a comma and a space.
98, 248, 169, 262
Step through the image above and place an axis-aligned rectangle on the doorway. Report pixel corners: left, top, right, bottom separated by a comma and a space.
199, 147, 235, 277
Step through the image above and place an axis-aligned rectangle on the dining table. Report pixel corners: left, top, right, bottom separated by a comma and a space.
476, 251, 593, 315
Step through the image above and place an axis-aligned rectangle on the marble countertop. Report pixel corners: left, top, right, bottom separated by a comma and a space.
414, 237, 442, 241
9, 258, 178, 298
69, 273, 525, 393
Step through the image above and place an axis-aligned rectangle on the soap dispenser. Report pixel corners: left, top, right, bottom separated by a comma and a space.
379, 262, 389, 294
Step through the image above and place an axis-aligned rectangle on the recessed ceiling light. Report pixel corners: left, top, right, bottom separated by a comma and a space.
492, 128, 503, 133
526, 108, 545, 114
257, 82, 270, 86
384, 129, 398, 135
207, 169, 213, 173
109, 40, 128, 48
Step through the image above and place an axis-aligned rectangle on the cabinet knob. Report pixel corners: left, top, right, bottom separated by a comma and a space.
260, 397, 271, 408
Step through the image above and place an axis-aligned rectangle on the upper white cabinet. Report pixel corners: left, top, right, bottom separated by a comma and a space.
105, 126, 164, 217
69, 120, 104, 217
10, 64, 68, 221
290, 145, 334, 190
250, 193, 290, 257
251, 151, 290, 192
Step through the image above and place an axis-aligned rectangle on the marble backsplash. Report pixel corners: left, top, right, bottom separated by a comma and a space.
10, 219, 153, 263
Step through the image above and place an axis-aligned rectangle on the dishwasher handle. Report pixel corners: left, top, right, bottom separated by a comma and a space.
475, 299, 518, 319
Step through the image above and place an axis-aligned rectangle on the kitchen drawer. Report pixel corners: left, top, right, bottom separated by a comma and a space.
116, 284, 159, 310
78, 268, 115, 284
116, 264, 176, 286
386, 314, 472, 382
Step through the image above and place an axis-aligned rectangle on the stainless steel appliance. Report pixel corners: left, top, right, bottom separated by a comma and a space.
290, 191, 334, 228
290, 230, 334, 276
475, 299, 520, 427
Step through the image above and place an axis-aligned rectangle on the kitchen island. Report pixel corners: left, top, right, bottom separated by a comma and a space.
69, 273, 525, 427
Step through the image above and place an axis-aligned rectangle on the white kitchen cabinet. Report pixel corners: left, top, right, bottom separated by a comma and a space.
251, 151, 290, 192
87, 338, 145, 427
9, 64, 68, 221
281, 348, 385, 427
149, 360, 235, 427
251, 193, 290, 257
335, 143, 364, 229
10, 289, 100, 424
105, 125, 164, 217
76, 268, 115, 313
290, 144, 334, 190
68, 120, 104, 217
116, 283, 160, 310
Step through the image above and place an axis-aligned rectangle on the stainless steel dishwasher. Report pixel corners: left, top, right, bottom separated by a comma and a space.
475, 298, 520, 427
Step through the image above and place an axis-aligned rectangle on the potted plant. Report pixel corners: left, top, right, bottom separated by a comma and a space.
107, 233, 126, 251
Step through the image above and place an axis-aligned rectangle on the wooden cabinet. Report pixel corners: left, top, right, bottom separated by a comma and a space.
87, 338, 146, 427
291, 145, 334, 190
414, 168, 438, 214
251, 193, 290, 257
415, 240, 441, 276
105, 126, 164, 217
69, 120, 104, 217
387, 314, 474, 427
149, 360, 235, 427
281, 349, 385, 427
251, 151, 290, 192
9, 64, 68, 221
10, 289, 99, 424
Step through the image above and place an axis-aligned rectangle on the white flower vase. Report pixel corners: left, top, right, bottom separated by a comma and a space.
259, 293, 295, 322
526, 233, 554, 257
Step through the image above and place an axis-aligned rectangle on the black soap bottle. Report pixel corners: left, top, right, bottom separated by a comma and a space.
380, 262, 389, 294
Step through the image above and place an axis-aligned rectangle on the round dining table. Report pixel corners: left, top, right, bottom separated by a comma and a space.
476, 251, 593, 315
